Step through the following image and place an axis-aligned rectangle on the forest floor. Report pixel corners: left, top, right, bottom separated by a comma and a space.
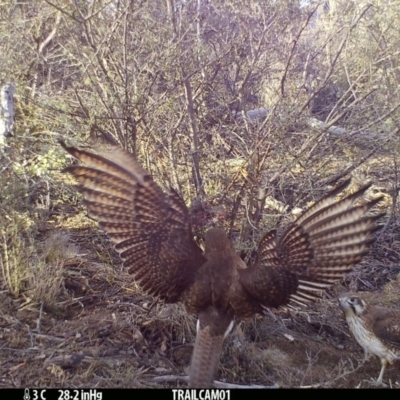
1, 209, 400, 389
1, 147, 400, 389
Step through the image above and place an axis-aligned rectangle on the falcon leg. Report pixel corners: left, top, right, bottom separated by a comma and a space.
376, 358, 387, 386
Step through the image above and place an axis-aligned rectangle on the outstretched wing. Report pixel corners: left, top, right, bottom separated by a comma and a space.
61, 142, 206, 302
240, 179, 383, 308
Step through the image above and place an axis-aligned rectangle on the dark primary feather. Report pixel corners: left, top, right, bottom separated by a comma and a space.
61, 141, 206, 303
240, 181, 384, 308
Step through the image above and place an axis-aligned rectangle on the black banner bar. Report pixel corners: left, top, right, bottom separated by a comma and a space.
1, 387, 398, 399
0, 389, 237, 400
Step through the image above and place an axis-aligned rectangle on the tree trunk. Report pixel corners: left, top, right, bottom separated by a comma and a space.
0, 83, 15, 155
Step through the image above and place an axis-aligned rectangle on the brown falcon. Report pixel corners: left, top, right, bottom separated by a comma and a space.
339, 292, 400, 385
61, 141, 383, 387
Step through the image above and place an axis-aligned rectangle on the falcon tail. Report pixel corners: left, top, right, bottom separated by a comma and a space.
189, 315, 234, 388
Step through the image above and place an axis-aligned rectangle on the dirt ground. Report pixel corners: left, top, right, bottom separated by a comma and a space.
1, 218, 400, 389
1, 167, 400, 389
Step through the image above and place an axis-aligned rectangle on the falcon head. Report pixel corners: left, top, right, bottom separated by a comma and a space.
339, 292, 368, 318
203, 227, 234, 257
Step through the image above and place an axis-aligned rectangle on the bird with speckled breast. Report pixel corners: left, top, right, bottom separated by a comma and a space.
339, 292, 400, 386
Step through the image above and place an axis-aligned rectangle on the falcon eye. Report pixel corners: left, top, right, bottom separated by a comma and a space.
349, 296, 358, 304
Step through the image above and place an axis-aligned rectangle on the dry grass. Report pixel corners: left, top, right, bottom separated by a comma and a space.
0, 210, 34, 297
1, 138, 400, 388
28, 232, 79, 308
